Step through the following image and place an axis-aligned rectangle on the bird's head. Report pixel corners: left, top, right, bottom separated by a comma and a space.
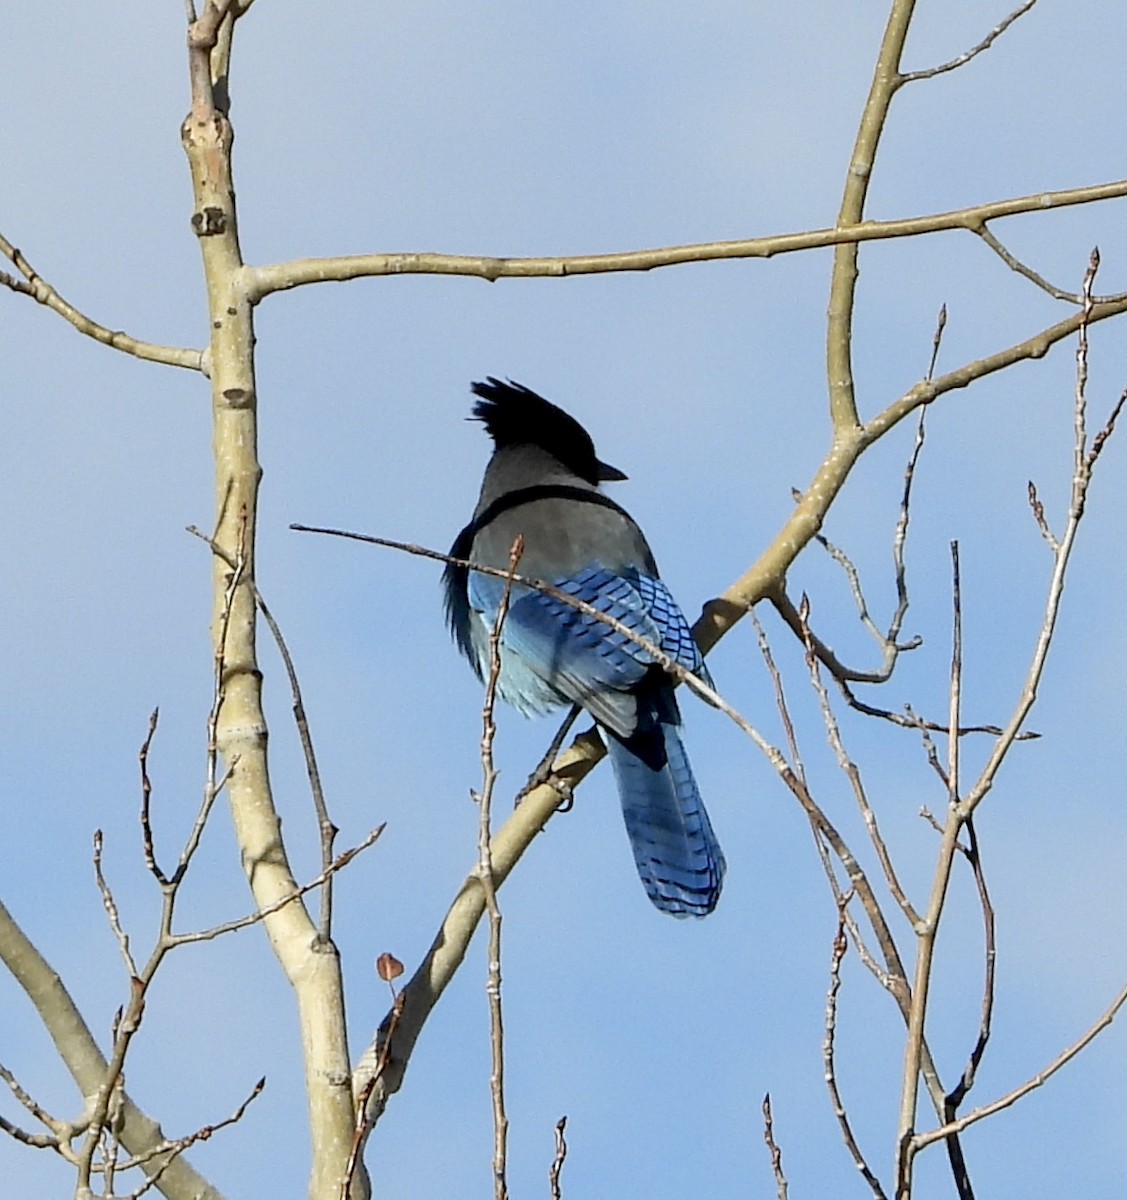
469, 378, 626, 486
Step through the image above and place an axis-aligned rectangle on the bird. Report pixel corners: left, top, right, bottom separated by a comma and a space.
443, 378, 725, 917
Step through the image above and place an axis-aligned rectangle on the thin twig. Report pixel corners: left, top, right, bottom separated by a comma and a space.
1074, 254, 1095, 483
926, 303, 948, 381
849, 682, 1041, 738
807, 528, 909, 661
972, 223, 1127, 306
944, 818, 996, 1114
290, 523, 739, 743
769, 585, 910, 684
809, 295, 940, 674
747, 605, 954, 1124
1087, 387, 1126, 469
756, 613, 891, 985
258, 589, 338, 939
73, 974, 146, 1195
751, 612, 805, 784
761, 1094, 789, 1200
780, 324, 924, 694
475, 537, 523, 1200
188, 523, 338, 938
956, 250, 1113, 824
907, 709, 950, 790
915, 977, 1127, 1151
174, 515, 248, 889
896, 542, 972, 1200
947, 543, 963, 811
799, 598, 920, 927
170, 826, 384, 947
116, 1076, 265, 1196
138, 709, 168, 886
0, 1113, 57, 1151
93, 831, 138, 979
548, 1116, 568, 1200
0, 1064, 62, 1150
918, 808, 945, 837
0, 232, 204, 371
1026, 480, 1058, 550
900, 1, 1039, 83
823, 894, 887, 1198
838, 685, 1039, 740
887, 405, 930, 645
757, 610, 886, 977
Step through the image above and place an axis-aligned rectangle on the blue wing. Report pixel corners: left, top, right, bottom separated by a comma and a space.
468, 565, 710, 736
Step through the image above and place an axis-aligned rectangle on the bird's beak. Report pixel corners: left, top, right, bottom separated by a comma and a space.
597, 459, 628, 482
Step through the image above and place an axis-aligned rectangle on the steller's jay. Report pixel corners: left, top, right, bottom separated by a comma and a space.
444, 379, 725, 917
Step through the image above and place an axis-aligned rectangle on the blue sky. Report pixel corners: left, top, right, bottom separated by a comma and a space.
3, 3, 1127, 1197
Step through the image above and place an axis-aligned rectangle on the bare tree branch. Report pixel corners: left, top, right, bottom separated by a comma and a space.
823, 896, 887, 1198
0, 1063, 66, 1151
943, 819, 997, 1116
475, 538, 524, 1200
114, 1076, 265, 1198
971, 222, 1126, 305
900, 1, 1039, 83
243, 179, 1127, 299
761, 1094, 790, 1200
167, 827, 384, 947
548, 1116, 568, 1200
800, 603, 920, 927
92, 831, 139, 979
913, 977, 1127, 1150
0, 233, 204, 371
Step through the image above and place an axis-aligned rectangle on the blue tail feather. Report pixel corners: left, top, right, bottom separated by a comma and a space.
606, 695, 725, 918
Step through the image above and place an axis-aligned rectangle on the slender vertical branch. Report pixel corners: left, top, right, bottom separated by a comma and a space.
947, 543, 963, 812
802, 600, 920, 927
827, 0, 917, 434
944, 818, 997, 1115
548, 1116, 568, 1200
761, 1094, 790, 1200
824, 894, 887, 1198
896, 546, 966, 1200
476, 536, 523, 1200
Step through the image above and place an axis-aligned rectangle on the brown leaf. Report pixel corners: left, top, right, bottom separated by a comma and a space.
377, 952, 404, 982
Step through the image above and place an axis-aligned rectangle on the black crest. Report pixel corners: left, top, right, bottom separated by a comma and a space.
470, 378, 624, 485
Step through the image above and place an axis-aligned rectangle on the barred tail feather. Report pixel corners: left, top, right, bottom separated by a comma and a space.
607, 708, 725, 917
